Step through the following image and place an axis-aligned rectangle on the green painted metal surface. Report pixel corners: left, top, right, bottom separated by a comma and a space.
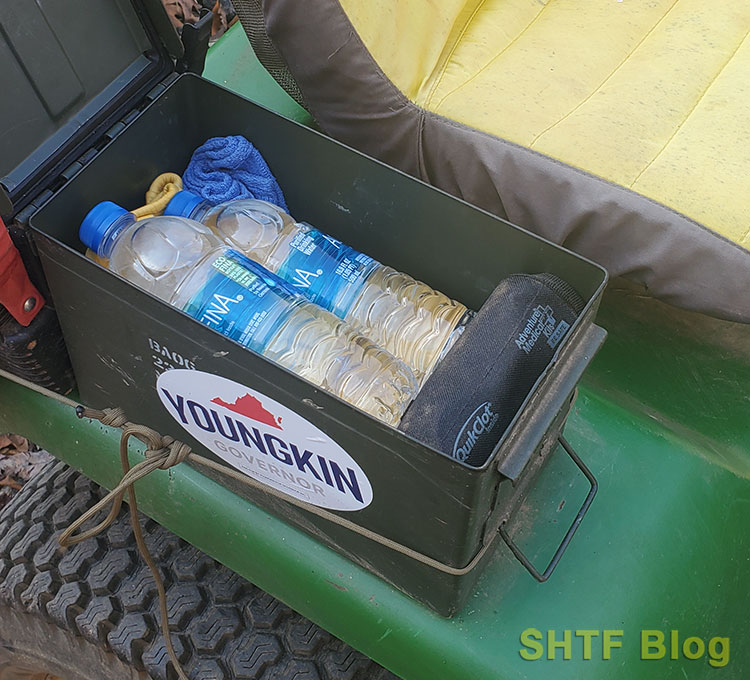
202, 23, 313, 126
2, 26, 749, 680
2, 286, 748, 680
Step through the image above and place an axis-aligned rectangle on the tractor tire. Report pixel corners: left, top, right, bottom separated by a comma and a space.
0, 461, 398, 680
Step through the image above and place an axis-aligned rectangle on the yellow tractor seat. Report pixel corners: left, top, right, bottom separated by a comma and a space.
235, 0, 750, 322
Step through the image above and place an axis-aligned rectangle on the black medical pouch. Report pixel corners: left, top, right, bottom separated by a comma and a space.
399, 273, 585, 467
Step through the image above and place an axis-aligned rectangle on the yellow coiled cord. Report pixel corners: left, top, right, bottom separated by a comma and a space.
86, 172, 183, 266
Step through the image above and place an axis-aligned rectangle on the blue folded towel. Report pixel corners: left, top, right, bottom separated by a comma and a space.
183, 135, 289, 211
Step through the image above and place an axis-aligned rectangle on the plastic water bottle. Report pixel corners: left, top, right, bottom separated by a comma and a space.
79, 202, 418, 425
165, 192, 472, 385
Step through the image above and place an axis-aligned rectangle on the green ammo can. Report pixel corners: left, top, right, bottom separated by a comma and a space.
2, 0, 607, 616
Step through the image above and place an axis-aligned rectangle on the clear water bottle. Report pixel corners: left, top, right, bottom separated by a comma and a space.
165, 192, 472, 385
80, 202, 418, 425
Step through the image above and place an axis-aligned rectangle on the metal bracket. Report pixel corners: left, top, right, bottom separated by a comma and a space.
176, 10, 213, 75
499, 436, 598, 582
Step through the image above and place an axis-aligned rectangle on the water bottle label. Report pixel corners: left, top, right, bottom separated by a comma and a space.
277, 227, 374, 316
183, 250, 297, 353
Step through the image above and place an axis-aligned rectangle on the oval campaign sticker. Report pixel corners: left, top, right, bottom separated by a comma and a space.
157, 369, 372, 511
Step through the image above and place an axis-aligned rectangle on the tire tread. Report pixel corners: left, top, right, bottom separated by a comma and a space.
0, 461, 399, 680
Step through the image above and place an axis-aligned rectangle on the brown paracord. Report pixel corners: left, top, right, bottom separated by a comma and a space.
59, 406, 193, 680
0, 368, 501, 679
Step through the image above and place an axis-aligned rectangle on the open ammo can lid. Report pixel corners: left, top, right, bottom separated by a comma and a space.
0, 0, 180, 220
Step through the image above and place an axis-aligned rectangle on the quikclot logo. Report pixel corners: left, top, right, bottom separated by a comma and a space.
157, 369, 373, 511
453, 401, 500, 462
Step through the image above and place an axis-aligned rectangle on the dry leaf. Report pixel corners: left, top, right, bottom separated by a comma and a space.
0, 433, 33, 455
8, 434, 30, 451
162, 0, 202, 30
0, 476, 22, 491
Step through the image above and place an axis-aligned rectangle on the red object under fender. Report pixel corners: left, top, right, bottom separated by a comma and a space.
0, 217, 44, 326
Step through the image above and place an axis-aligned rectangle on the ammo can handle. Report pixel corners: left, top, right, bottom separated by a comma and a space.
499, 435, 597, 582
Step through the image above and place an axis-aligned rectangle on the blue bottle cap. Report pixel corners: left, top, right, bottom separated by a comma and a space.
164, 191, 206, 218
79, 201, 130, 252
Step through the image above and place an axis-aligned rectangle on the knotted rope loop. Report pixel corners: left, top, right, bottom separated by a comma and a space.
57, 424, 192, 551
77, 405, 128, 429
59, 408, 192, 680
150, 436, 192, 470
131, 172, 183, 219
122, 421, 165, 453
